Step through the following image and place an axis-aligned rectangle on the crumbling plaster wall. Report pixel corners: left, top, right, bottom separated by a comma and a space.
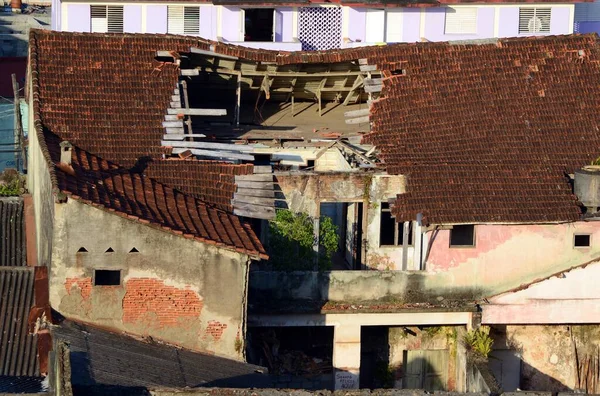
490, 325, 600, 392
275, 172, 407, 269
425, 222, 600, 294
50, 198, 250, 360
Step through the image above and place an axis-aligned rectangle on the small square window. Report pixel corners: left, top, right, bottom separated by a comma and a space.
574, 234, 591, 248
450, 225, 475, 247
94, 270, 121, 286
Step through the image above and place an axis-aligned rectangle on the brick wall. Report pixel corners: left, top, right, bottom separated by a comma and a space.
64, 277, 92, 300
122, 278, 203, 327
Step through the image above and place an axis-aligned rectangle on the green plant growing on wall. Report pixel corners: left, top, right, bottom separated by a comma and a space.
268, 210, 339, 271
463, 326, 493, 358
0, 169, 24, 196
591, 156, 600, 166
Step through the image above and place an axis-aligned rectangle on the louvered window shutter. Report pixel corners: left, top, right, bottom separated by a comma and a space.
91, 5, 123, 33
519, 7, 551, 33
168, 6, 200, 35
444, 7, 477, 34
575, 2, 600, 22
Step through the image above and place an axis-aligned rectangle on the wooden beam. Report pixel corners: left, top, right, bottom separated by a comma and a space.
236, 174, 273, 182
156, 50, 175, 58
236, 180, 276, 189
358, 59, 369, 65
233, 195, 275, 207
162, 134, 207, 140
167, 108, 227, 116
181, 68, 379, 78
233, 208, 275, 220
164, 128, 185, 134
344, 108, 370, 118
253, 165, 273, 174
234, 202, 276, 214
345, 116, 370, 125
170, 101, 181, 108
162, 121, 184, 128
364, 84, 382, 93
360, 65, 378, 72
190, 47, 239, 60
235, 188, 275, 198
343, 75, 364, 106
171, 148, 254, 161
364, 78, 383, 86
162, 140, 254, 152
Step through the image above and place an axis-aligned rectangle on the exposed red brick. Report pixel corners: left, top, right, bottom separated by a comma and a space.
203, 320, 228, 341
123, 278, 204, 327
65, 277, 92, 300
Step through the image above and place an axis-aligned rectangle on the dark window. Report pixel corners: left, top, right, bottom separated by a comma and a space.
244, 9, 274, 42
450, 225, 475, 247
380, 202, 413, 246
574, 234, 591, 247
94, 270, 121, 286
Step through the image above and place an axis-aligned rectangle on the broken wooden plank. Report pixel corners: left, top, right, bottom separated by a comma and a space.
164, 114, 180, 121
344, 108, 370, 118
190, 47, 239, 60
233, 195, 276, 207
360, 65, 378, 72
233, 208, 275, 220
162, 121, 184, 128
235, 188, 275, 198
364, 84, 382, 93
181, 69, 200, 76
364, 78, 383, 86
253, 165, 273, 174
171, 148, 254, 161
236, 174, 273, 182
358, 59, 369, 65
166, 108, 227, 116
345, 116, 370, 125
162, 141, 254, 152
170, 101, 181, 108
156, 50, 175, 58
236, 180, 275, 189
164, 128, 185, 134
162, 134, 207, 140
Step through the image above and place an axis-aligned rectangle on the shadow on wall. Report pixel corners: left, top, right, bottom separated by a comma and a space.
520, 361, 571, 393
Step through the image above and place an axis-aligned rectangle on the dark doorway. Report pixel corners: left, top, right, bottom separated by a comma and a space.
320, 202, 363, 270
360, 326, 390, 389
244, 9, 274, 42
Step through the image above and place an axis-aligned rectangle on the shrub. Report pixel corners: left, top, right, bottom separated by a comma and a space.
463, 326, 493, 358
0, 169, 24, 196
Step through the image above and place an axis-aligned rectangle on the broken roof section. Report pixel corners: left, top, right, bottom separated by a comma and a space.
29, 30, 600, 225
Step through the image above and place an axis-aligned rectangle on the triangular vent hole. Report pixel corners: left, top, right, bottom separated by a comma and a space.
77, 247, 88, 253
129, 247, 139, 253
105, 247, 115, 253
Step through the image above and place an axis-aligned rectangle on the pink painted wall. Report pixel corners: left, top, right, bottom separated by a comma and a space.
425, 222, 600, 295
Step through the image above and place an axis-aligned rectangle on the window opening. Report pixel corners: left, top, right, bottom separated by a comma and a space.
77, 247, 88, 253
94, 269, 121, 286
445, 7, 477, 34
91, 5, 123, 33
168, 6, 201, 36
574, 234, 591, 248
449, 225, 475, 247
244, 9, 275, 42
379, 202, 413, 246
519, 7, 551, 34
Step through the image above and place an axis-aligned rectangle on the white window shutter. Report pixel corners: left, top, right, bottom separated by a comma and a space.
519, 7, 551, 33
107, 6, 123, 33
168, 6, 185, 35
365, 9, 385, 43
445, 7, 477, 34
91, 5, 108, 33
386, 10, 402, 43
184, 7, 200, 35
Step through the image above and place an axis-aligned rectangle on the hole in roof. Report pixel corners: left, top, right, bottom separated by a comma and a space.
129, 247, 139, 253
77, 247, 88, 253
391, 69, 404, 76
105, 247, 115, 253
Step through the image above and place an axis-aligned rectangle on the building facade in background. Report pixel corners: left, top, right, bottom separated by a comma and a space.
52, 0, 580, 51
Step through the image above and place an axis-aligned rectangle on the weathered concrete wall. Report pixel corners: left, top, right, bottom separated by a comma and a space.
426, 222, 600, 294
491, 325, 600, 393
27, 85, 54, 268
50, 198, 250, 360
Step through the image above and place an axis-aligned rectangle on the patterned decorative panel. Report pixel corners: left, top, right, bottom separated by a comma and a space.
298, 7, 342, 51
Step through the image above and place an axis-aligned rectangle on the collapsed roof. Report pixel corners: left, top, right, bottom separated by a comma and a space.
28, 30, 600, 226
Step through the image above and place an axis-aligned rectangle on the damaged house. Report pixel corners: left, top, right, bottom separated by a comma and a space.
25, 28, 600, 393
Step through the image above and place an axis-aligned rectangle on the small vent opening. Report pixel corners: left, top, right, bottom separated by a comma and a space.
77, 247, 88, 253
105, 247, 115, 253
129, 247, 139, 253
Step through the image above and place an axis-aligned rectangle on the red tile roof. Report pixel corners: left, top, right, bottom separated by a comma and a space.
29, 30, 600, 226
45, 132, 266, 258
